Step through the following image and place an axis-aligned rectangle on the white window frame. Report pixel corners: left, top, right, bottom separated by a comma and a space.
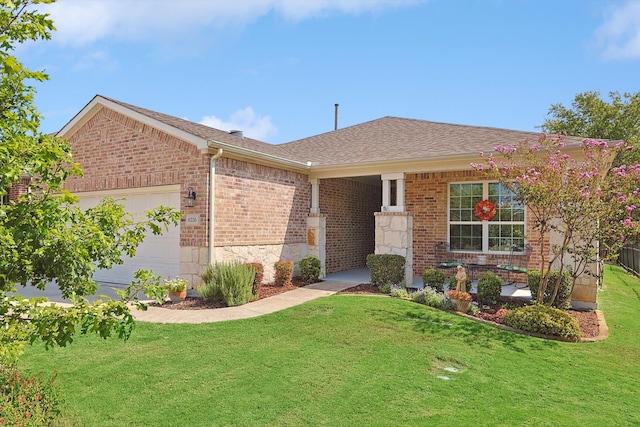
448, 181, 526, 254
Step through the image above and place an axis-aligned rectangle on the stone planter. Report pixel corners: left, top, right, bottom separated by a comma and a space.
452, 299, 471, 313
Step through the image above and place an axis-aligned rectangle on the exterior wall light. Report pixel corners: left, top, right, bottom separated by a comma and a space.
185, 187, 196, 207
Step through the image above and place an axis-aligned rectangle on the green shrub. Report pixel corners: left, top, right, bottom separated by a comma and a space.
245, 262, 264, 295
198, 262, 255, 306
274, 260, 294, 287
199, 264, 222, 302
366, 254, 405, 292
0, 364, 64, 426
390, 285, 410, 299
503, 304, 582, 341
218, 262, 256, 306
411, 287, 448, 309
422, 268, 446, 292
527, 270, 572, 308
299, 256, 321, 283
477, 272, 503, 305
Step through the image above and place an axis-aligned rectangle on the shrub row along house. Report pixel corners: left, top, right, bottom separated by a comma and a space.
40, 95, 603, 308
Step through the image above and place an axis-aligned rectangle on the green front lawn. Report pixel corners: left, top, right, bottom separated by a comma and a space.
20, 264, 640, 426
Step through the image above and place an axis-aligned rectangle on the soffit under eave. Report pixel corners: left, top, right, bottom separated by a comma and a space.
307, 156, 483, 180
305, 144, 592, 180
55, 101, 103, 139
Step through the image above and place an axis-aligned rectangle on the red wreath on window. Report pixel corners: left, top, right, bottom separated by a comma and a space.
474, 199, 497, 221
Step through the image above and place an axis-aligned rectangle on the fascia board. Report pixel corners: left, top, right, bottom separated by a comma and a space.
307, 155, 485, 180
57, 96, 211, 149
207, 143, 311, 173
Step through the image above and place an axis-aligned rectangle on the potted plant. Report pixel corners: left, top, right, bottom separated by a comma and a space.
446, 289, 472, 313
165, 277, 188, 303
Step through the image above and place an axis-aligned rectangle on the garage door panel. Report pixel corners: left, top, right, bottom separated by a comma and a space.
76, 188, 180, 284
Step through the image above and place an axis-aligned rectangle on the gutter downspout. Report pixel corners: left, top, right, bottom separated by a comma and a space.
208, 147, 224, 266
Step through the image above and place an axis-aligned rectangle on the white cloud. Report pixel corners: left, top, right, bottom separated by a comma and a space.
71, 50, 118, 71
594, 1, 640, 60
40, 0, 423, 46
273, 0, 422, 20
199, 107, 278, 141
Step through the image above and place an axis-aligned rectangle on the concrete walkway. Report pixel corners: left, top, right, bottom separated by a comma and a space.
131, 281, 355, 324
12, 268, 532, 324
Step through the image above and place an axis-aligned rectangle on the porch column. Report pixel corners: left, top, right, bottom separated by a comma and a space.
374, 212, 413, 286
549, 218, 598, 309
310, 178, 320, 214
307, 214, 326, 278
381, 172, 405, 212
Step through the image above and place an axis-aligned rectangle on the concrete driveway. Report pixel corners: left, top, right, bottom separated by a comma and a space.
8, 281, 133, 303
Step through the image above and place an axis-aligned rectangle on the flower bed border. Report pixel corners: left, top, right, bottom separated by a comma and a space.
449, 307, 609, 343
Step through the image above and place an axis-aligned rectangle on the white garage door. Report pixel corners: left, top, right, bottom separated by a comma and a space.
76, 185, 181, 284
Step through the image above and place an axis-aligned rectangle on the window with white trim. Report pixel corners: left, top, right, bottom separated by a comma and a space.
448, 182, 525, 253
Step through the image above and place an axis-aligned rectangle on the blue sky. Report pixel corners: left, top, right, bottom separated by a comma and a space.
19, 0, 640, 144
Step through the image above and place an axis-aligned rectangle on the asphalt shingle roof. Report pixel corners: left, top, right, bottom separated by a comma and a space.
103, 96, 304, 163
98, 97, 587, 168
279, 116, 585, 166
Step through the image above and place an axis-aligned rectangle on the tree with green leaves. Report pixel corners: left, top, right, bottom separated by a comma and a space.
541, 91, 640, 166
0, 0, 181, 364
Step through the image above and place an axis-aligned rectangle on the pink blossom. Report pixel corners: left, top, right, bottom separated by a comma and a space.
615, 141, 627, 149
494, 144, 516, 154
611, 165, 627, 177
583, 139, 608, 149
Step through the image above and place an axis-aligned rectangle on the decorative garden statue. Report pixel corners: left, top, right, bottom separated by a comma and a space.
455, 265, 467, 293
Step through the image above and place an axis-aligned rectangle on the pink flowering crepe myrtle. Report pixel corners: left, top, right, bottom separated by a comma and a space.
472, 134, 640, 306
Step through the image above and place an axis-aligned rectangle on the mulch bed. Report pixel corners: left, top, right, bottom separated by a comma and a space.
152, 279, 310, 310
153, 281, 599, 338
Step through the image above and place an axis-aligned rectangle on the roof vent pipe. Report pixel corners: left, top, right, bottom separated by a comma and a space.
334, 103, 339, 130
229, 130, 243, 138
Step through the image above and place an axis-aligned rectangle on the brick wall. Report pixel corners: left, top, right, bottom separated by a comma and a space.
214, 157, 310, 246
320, 178, 379, 274
6, 177, 30, 202
64, 107, 313, 282
64, 108, 211, 247
406, 171, 545, 277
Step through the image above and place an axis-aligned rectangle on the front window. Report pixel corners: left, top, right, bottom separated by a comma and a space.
448, 182, 525, 252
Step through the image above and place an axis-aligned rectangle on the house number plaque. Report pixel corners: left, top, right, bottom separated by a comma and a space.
186, 214, 200, 225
